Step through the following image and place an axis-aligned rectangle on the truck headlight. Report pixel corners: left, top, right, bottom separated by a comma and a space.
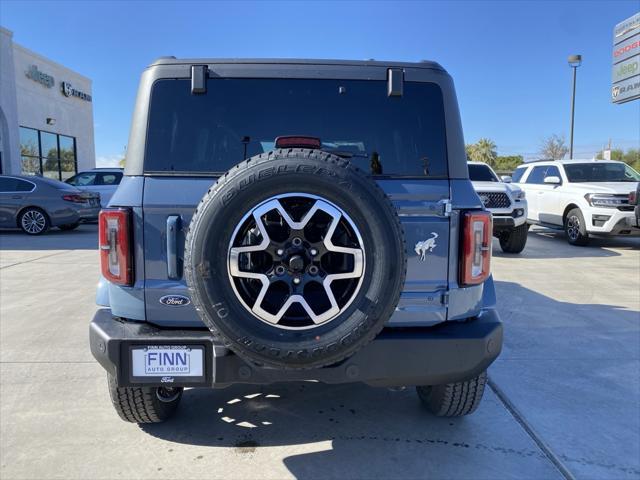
584, 194, 626, 208
513, 190, 526, 200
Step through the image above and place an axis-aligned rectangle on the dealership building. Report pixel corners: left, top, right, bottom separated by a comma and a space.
0, 27, 95, 180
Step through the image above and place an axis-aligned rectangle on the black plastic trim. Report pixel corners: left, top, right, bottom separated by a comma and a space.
90, 308, 502, 388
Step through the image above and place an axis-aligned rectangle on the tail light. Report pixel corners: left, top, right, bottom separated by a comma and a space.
62, 194, 87, 203
460, 211, 492, 286
630, 190, 638, 206
99, 208, 132, 286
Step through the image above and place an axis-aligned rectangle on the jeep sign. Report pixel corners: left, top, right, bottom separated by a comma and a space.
612, 13, 640, 104
612, 55, 639, 83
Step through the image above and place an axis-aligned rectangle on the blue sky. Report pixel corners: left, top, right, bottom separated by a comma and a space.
2, 0, 639, 165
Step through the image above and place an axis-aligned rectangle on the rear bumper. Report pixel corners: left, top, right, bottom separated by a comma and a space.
90, 308, 503, 388
77, 205, 100, 222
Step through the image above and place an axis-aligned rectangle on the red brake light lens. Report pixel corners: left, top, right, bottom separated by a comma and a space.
630, 190, 637, 206
99, 208, 132, 286
62, 194, 87, 203
275, 136, 321, 149
460, 211, 492, 286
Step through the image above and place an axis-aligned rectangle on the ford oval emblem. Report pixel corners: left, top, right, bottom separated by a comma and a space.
159, 295, 191, 307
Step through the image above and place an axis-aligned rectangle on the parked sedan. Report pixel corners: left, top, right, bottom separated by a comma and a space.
0, 175, 100, 235
65, 168, 123, 207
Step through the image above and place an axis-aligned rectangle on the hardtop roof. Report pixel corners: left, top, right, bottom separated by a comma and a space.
518, 159, 628, 166
149, 57, 445, 71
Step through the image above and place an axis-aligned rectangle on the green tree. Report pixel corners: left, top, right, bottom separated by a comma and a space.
465, 143, 476, 161
493, 155, 524, 173
624, 148, 640, 171
118, 158, 126, 168
467, 138, 497, 166
540, 134, 568, 160
21, 156, 40, 174
596, 147, 640, 171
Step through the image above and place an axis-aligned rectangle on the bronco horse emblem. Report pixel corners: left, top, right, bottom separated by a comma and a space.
414, 233, 439, 261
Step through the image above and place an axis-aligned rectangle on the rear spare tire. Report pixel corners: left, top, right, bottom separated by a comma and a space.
185, 149, 406, 369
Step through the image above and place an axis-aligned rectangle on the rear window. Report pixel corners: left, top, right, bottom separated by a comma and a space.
144, 78, 448, 177
468, 163, 498, 182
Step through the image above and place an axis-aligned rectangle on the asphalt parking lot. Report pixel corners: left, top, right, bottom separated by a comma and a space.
1, 225, 638, 480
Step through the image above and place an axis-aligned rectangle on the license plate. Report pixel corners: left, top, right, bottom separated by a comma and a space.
131, 345, 203, 377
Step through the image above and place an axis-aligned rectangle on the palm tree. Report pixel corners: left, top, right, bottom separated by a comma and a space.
469, 138, 497, 166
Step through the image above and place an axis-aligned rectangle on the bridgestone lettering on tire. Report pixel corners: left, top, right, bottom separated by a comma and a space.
185, 149, 407, 369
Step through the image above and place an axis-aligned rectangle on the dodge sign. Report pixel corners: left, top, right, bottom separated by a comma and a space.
612, 13, 640, 104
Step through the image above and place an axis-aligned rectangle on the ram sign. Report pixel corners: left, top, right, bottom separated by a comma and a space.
612, 12, 640, 104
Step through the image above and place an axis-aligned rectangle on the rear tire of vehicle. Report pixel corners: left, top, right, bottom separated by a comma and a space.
499, 223, 528, 253
18, 207, 50, 235
564, 208, 589, 246
416, 371, 487, 417
107, 374, 183, 423
58, 222, 80, 231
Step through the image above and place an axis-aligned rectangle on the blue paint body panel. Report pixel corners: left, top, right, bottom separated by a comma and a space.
101, 61, 493, 329
104, 175, 490, 328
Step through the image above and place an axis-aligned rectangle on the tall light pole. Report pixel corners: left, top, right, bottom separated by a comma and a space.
568, 54, 582, 159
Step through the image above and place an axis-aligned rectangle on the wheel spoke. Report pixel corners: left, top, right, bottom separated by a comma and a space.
227, 194, 365, 329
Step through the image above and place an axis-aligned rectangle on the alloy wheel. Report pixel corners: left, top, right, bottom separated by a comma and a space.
227, 193, 365, 330
566, 215, 580, 241
21, 210, 46, 234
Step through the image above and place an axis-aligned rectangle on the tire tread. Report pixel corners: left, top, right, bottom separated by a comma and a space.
499, 223, 528, 253
417, 371, 487, 417
107, 375, 180, 423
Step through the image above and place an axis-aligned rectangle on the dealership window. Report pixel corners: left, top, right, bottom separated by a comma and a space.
19, 127, 77, 180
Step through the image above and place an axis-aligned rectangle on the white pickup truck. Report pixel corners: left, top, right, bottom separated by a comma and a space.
511, 159, 640, 245
468, 162, 528, 253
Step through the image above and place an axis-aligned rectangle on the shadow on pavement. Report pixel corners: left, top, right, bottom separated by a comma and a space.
143, 382, 444, 448
141, 382, 547, 479
0, 223, 98, 251
492, 280, 640, 479
139, 280, 640, 479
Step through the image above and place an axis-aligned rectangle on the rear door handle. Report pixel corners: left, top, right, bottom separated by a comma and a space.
166, 215, 181, 279
11, 195, 23, 199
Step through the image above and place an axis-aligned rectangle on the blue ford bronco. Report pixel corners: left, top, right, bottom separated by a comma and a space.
90, 58, 502, 423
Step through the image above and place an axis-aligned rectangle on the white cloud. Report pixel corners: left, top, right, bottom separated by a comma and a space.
96, 154, 124, 168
